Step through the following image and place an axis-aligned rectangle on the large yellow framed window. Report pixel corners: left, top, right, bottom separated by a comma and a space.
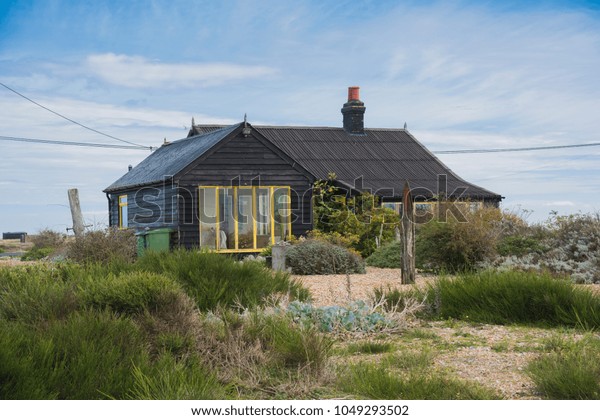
118, 195, 128, 228
198, 186, 292, 252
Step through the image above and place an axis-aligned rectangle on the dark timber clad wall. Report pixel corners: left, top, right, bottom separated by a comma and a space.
177, 132, 314, 249
109, 185, 178, 230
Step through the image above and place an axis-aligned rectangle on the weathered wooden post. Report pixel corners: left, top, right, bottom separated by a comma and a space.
271, 243, 287, 271
67, 188, 85, 237
401, 181, 416, 284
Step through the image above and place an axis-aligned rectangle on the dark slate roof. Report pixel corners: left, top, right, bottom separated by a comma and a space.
104, 123, 240, 192
190, 124, 501, 200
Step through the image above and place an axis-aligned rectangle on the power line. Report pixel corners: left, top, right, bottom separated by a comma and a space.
0, 135, 149, 150
0, 81, 152, 150
433, 142, 600, 154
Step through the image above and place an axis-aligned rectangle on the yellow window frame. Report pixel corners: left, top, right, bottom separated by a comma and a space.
118, 194, 128, 228
198, 185, 292, 253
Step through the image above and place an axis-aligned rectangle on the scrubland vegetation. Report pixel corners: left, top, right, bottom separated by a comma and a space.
2, 196, 600, 400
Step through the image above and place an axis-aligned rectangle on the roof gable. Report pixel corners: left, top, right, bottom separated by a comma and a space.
104, 123, 240, 192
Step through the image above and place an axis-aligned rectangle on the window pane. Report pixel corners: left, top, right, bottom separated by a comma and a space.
237, 188, 254, 249
119, 195, 128, 228
273, 187, 290, 242
218, 188, 235, 250
256, 188, 271, 248
199, 188, 217, 249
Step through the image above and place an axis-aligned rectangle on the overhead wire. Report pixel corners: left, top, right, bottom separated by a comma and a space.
0, 135, 149, 150
0, 81, 152, 150
433, 142, 600, 154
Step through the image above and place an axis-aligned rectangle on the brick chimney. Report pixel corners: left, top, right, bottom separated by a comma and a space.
341, 86, 366, 135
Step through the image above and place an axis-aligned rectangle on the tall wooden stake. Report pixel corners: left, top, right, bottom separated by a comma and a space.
401, 181, 415, 284
68, 188, 85, 237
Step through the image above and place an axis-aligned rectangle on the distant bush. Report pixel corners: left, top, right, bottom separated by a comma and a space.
366, 241, 401, 268
497, 235, 545, 257
425, 271, 600, 328
286, 240, 366, 275
31, 229, 66, 249
485, 212, 600, 284
67, 228, 136, 264
528, 336, 600, 399
416, 207, 508, 272
135, 249, 308, 311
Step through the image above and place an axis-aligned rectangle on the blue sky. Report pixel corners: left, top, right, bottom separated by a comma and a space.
1, 0, 600, 234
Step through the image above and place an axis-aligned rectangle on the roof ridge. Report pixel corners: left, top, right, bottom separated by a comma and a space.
193, 123, 407, 132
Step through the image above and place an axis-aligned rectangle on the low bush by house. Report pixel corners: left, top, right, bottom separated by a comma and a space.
365, 241, 401, 268
285, 240, 365, 275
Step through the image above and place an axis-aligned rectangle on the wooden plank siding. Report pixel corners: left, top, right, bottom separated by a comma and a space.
176, 132, 314, 249
108, 184, 179, 230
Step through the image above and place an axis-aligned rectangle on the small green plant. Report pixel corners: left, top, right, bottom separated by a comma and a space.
528, 336, 600, 399
346, 341, 393, 355
286, 240, 366, 275
365, 241, 401, 268
286, 301, 393, 333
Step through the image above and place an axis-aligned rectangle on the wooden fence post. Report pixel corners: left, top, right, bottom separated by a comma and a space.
68, 188, 85, 237
401, 181, 416, 284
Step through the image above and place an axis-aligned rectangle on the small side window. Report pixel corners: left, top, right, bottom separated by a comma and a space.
118, 195, 128, 228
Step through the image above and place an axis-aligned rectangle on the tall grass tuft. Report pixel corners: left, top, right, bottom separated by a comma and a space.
0, 310, 150, 399
338, 360, 498, 399
128, 353, 226, 400
135, 250, 309, 311
80, 271, 182, 315
528, 336, 600, 399
426, 270, 600, 328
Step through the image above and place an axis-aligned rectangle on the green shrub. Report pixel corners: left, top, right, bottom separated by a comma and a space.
366, 241, 401, 268
0, 310, 150, 399
0, 266, 80, 323
135, 249, 308, 311
497, 235, 544, 257
21, 247, 54, 261
426, 271, 600, 328
80, 271, 181, 315
67, 228, 136, 264
286, 240, 366, 275
528, 336, 600, 399
261, 315, 333, 373
416, 207, 511, 272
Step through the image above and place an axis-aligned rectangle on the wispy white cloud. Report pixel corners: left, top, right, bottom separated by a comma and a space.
85, 53, 278, 88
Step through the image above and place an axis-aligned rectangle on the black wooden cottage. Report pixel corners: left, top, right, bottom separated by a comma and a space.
104, 87, 501, 253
